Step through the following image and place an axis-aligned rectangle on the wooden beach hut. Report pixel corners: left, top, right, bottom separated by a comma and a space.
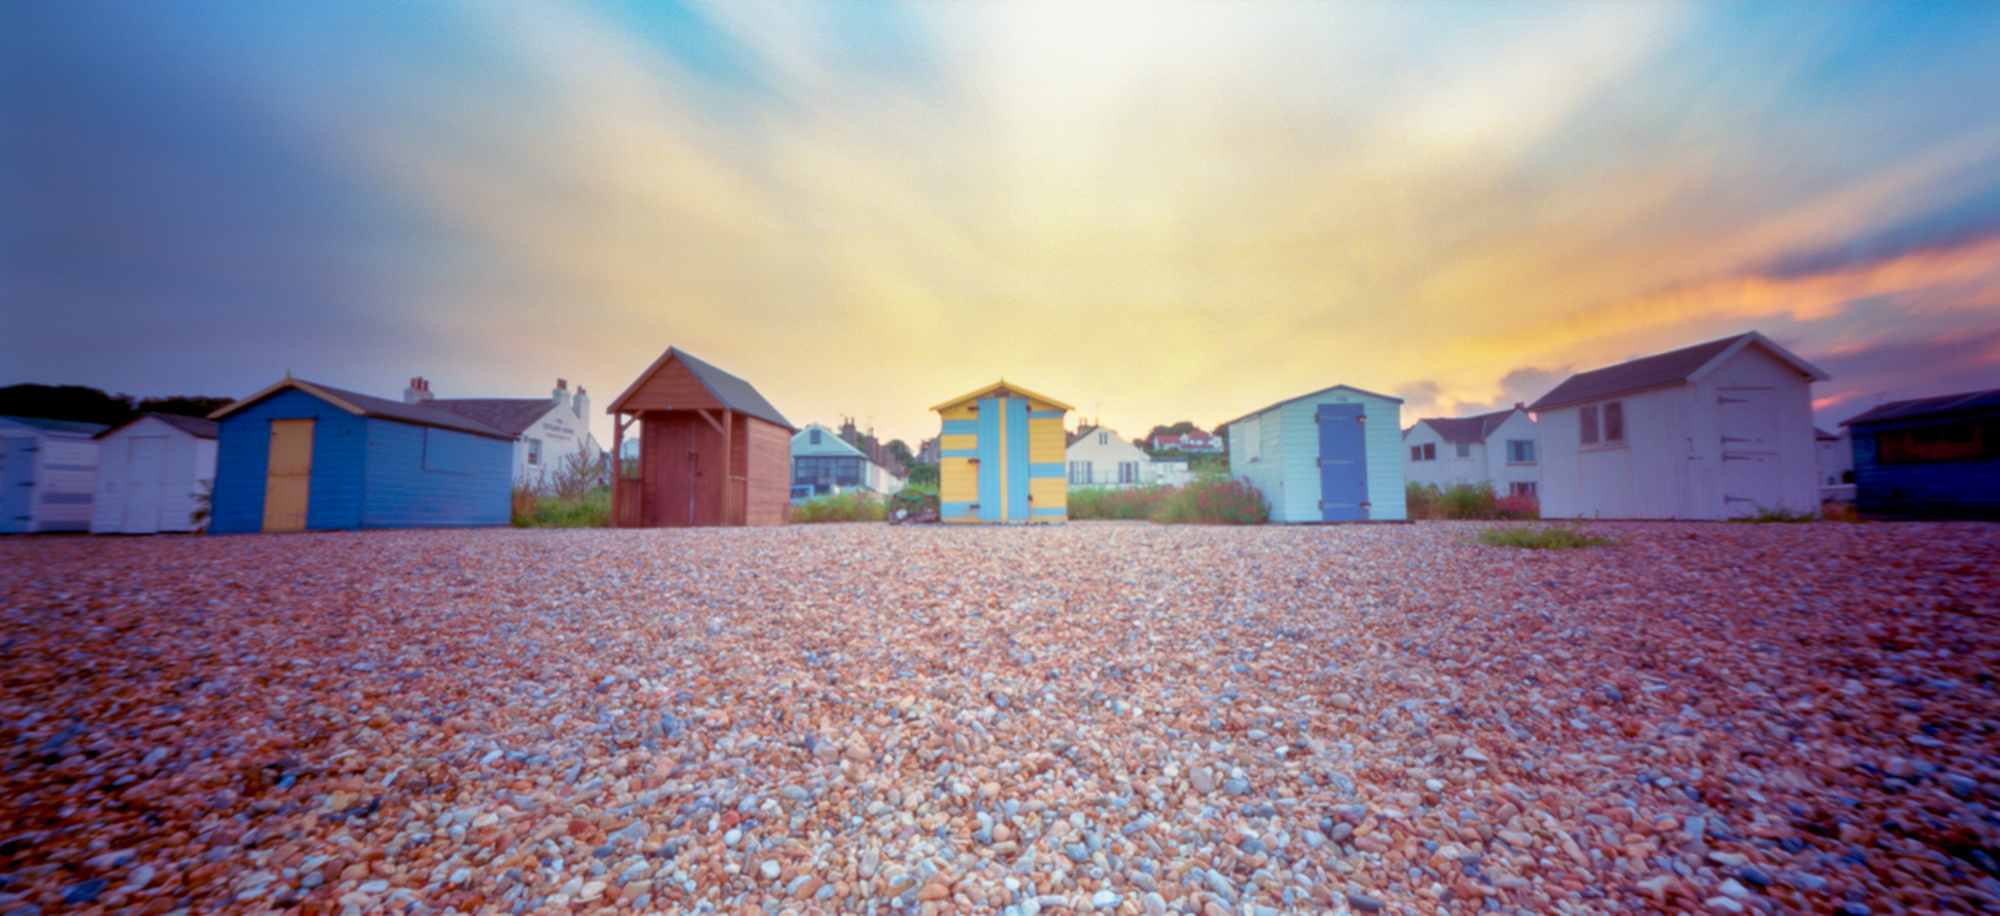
931, 380, 1072, 523
608, 347, 795, 527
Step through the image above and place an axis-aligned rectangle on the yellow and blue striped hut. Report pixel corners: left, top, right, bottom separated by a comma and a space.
931, 380, 1072, 523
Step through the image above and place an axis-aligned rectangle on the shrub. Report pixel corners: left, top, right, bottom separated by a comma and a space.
792, 491, 887, 523
1069, 486, 1173, 520
1478, 525, 1612, 549
888, 483, 939, 522
1152, 478, 1269, 525
1493, 494, 1540, 520
513, 486, 611, 527
1406, 482, 1444, 519
1440, 483, 1497, 519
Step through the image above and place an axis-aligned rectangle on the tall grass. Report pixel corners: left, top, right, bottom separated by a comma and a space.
1408, 482, 1539, 520
792, 491, 887, 523
512, 486, 612, 527
1151, 478, 1270, 525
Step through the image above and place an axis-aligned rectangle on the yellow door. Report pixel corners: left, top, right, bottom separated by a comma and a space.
262, 419, 314, 532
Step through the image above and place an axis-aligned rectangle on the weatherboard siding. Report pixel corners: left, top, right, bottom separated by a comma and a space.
1231, 388, 1404, 522
359, 419, 511, 528
212, 389, 368, 533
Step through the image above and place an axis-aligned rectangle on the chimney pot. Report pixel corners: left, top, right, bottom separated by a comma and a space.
557, 378, 567, 390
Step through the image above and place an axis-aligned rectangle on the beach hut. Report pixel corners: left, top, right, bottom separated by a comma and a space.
930, 380, 1072, 523
90, 413, 218, 534
1224, 384, 1407, 522
207, 377, 514, 533
1844, 386, 2000, 519
607, 347, 795, 527
0, 415, 106, 533
1528, 331, 1826, 519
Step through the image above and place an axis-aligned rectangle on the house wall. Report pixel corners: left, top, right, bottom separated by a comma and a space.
358, 419, 511, 528
515, 401, 596, 487
91, 417, 215, 533
212, 390, 369, 533
1403, 424, 1485, 489
1233, 388, 1405, 522
1483, 411, 1541, 497
1066, 428, 1152, 487
1818, 432, 1853, 486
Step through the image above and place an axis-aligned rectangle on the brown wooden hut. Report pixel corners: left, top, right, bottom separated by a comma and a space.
607, 347, 795, 527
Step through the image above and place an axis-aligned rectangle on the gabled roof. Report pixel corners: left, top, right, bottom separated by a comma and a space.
0, 415, 108, 436
1410, 407, 1524, 445
96, 412, 218, 440
931, 379, 1074, 413
608, 347, 795, 430
431, 398, 558, 437
1843, 386, 2000, 427
1529, 331, 1829, 412
1223, 383, 1401, 429
791, 423, 868, 458
209, 378, 513, 439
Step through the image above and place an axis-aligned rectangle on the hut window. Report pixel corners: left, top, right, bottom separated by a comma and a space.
1876, 419, 1994, 464
1455, 443, 1471, 459
1603, 401, 1625, 443
1580, 405, 1600, 444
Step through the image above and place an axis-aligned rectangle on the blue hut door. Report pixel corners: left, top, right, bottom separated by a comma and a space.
1315, 403, 1368, 521
1, 436, 33, 533
1005, 397, 1031, 521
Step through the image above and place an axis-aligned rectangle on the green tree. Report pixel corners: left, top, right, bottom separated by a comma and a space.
905, 462, 939, 487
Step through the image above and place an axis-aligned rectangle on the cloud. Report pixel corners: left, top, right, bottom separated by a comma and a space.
1809, 328, 2000, 423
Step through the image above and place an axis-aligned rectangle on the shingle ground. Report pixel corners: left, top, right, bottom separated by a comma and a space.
2, 522, 1996, 914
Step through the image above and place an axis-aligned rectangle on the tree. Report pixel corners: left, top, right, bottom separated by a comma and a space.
1144, 420, 1205, 444
885, 438, 915, 469
906, 462, 939, 488
0, 383, 236, 427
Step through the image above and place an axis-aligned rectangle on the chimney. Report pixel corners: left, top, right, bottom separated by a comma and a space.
552, 377, 569, 407
572, 385, 588, 419
403, 376, 433, 403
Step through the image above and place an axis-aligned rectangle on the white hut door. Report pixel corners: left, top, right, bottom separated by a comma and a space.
1717, 387, 1780, 517
123, 436, 168, 533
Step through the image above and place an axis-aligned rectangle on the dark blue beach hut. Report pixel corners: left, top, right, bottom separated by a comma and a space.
1845, 386, 2000, 520
208, 377, 513, 533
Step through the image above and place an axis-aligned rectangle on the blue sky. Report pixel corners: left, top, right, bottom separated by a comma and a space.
4, 1, 1998, 444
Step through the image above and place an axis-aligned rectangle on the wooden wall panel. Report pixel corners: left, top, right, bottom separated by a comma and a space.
621, 359, 723, 413
743, 419, 792, 526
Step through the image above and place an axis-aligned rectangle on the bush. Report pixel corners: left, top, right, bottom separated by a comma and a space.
1069, 486, 1173, 520
1478, 525, 1611, 549
888, 483, 939, 522
1731, 507, 1819, 523
1440, 483, 1496, 519
1406, 482, 1444, 519
512, 486, 611, 527
1152, 478, 1269, 525
792, 491, 887, 523
1493, 494, 1540, 520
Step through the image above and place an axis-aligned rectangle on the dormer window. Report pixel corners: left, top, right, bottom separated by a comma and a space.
810, 429, 822, 445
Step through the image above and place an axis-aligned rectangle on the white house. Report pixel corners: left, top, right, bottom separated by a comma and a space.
91, 414, 218, 534
0, 415, 106, 534
1403, 405, 1540, 498
791, 423, 905, 498
1528, 331, 1827, 519
1067, 426, 1164, 487
406, 377, 602, 488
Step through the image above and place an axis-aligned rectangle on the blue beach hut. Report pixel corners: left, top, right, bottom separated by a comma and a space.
1224, 384, 1407, 522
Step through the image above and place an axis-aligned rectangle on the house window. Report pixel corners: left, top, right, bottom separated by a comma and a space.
1118, 461, 1139, 484
810, 429, 822, 445
1422, 443, 1435, 461
793, 455, 863, 490
1098, 431, 1108, 446
527, 438, 542, 466
1507, 439, 1536, 464
1410, 445, 1422, 462
1510, 481, 1538, 498
1603, 401, 1625, 443
1069, 461, 1092, 484
1580, 405, 1599, 445
1455, 443, 1471, 459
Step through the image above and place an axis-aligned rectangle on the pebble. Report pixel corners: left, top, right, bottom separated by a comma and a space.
0, 524, 1992, 913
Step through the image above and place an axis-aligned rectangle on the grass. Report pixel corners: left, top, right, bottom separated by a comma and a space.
1150, 478, 1270, 525
1068, 486, 1174, 520
512, 487, 611, 528
1478, 525, 1613, 550
791, 491, 887, 523
1730, 507, 1820, 523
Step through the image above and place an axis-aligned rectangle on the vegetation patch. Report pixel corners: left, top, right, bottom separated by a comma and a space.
512, 487, 611, 528
1151, 478, 1270, 525
792, 491, 887, 523
1409, 482, 1539, 520
888, 483, 939, 522
1478, 525, 1613, 550
1731, 507, 1820, 524
1068, 486, 1174, 520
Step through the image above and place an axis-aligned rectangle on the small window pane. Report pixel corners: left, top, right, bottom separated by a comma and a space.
1604, 401, 1624, 442
1423, 443, 1435, 460
1455, 443, 1471, 458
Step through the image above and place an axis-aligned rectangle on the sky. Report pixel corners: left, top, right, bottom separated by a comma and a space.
4, 1, 1999, 448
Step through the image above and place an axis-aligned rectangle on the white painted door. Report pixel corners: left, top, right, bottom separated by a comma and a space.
1717, 388, 1780, 517
123, 436, 167, 533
